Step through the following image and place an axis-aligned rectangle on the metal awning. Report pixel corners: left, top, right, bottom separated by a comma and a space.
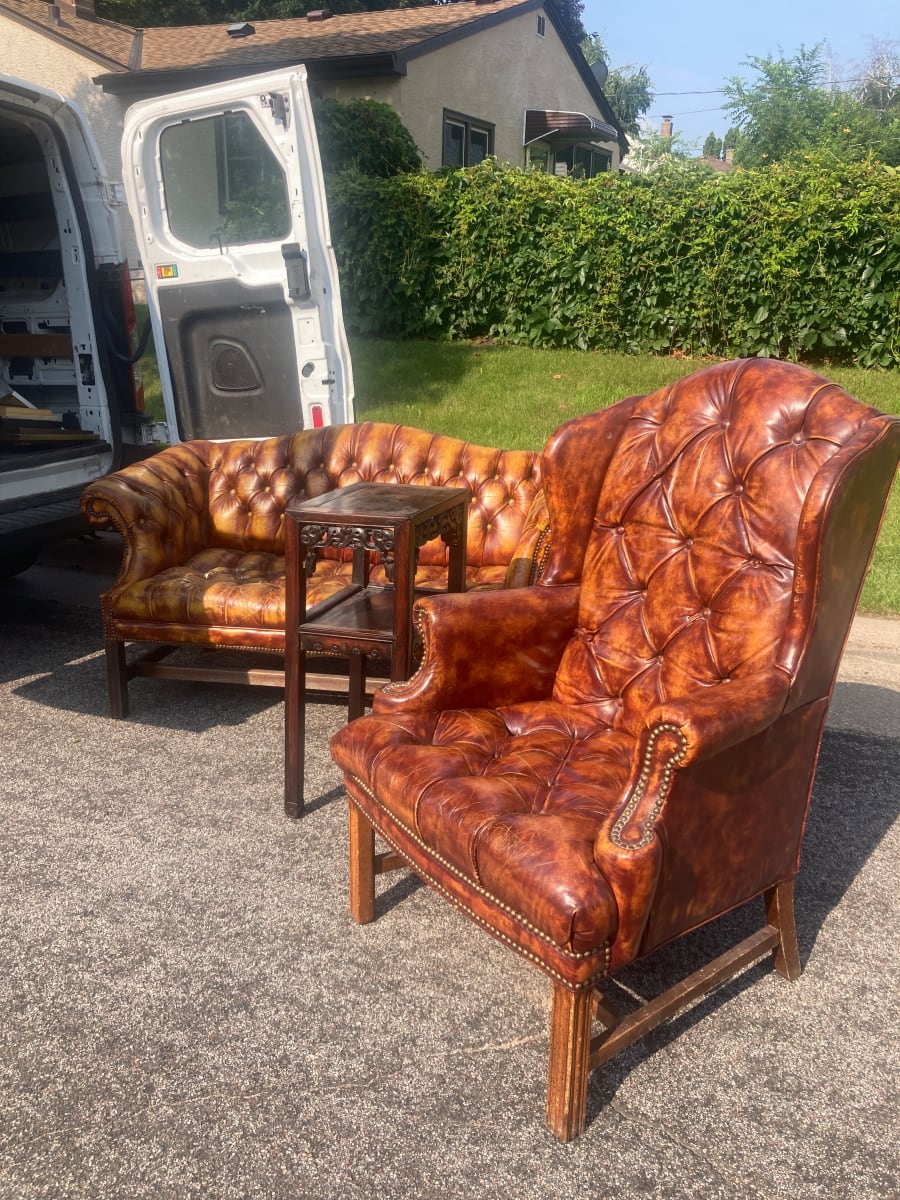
523, 109, 619, 148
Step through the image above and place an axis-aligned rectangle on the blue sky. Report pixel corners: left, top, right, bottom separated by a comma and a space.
582, 0, 898, 149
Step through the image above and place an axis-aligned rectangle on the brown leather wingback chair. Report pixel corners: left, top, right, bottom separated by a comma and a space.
330, 358, 899, 1141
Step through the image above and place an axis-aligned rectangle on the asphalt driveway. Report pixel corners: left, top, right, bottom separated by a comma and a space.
1, 532, 897, 1200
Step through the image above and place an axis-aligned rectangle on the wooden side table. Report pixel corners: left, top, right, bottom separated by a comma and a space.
284, 482, 470, 816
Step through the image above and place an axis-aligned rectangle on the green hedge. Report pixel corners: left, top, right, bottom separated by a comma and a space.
328, 158, 900, 367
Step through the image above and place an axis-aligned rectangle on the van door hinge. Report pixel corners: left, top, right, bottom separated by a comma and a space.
269, 92, 290, 130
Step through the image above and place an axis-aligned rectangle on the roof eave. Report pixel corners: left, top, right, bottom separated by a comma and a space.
0, 4, 133, 72
541, 4, 628, 155
94, 52, 402, 94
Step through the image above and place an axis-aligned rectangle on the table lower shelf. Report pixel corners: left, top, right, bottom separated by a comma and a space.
299, 586, 404, 658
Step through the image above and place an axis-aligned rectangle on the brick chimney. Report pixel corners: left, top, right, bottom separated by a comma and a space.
660, 115, 673, 139
59, 0, 97, 18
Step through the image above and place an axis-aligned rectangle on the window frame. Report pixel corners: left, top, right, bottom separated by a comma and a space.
555, 142, 612, 178
159, 110, 292, 250
442, 109, 495, 168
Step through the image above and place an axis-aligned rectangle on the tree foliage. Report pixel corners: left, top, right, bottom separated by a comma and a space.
723, 43, 900, 167
629, 128, 695, 168
97, 0, 587, 29
95, 1, 430, 23
852, 39, 900, 114
603, 66, 653, 138
313, 97, 421, 177
544, 0, 584, 43
579, 33, 653, 137
578, 32, 605, 67
96, 0, 215, 21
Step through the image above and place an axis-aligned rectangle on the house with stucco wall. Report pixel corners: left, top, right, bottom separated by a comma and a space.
0, 1, 139, 257
0, 0, 626, 268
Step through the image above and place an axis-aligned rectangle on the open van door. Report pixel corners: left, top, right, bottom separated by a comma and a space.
122, 67, 353, 442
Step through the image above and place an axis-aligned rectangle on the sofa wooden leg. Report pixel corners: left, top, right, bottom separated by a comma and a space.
546, 982, 593, 1142
765, 880, 802, 981
105, 638, 129, 719
349, 800, 376, 925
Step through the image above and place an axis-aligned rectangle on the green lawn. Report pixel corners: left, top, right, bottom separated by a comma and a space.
137, 324, 899, 614
351, 339, 900, 446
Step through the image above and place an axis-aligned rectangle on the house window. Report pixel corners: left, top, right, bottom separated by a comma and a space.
442, 110, 494, 168
556, 144, 611, 178
537, 14, 545, 36
527, 147, 549, 172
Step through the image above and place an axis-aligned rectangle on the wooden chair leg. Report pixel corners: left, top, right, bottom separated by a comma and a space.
765, 880, 802, 981
546, 982, 594, 1142
349, 801, 376, 924
105, 638, 129, 719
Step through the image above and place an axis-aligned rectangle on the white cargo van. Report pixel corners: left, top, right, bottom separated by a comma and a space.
0, 67, 353, 574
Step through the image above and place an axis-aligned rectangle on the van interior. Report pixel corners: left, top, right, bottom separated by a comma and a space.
0, 108, 137, 476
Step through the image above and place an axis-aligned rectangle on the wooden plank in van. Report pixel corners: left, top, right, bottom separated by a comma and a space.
0, 333, 73, 359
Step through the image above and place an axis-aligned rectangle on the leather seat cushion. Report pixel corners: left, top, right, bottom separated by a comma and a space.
109, 548, 506, 630
331, 699, 629, 954
109, 548, 288, 629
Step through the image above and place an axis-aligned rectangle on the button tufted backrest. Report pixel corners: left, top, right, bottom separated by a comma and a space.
205, 433, 323, 553
201, 422, 542, 568
317, 422, 542, 568
549, 359, 898, 737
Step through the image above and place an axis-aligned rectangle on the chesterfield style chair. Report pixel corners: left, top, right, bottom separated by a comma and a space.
330, 358, 900, 1141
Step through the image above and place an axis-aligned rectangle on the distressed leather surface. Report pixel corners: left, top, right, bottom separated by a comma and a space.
331, 359, 900, 987
81, 423, 546, 643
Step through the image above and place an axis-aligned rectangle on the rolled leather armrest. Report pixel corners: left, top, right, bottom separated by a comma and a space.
374, 582, 581, 715
603, 669, 792, 852
504, 489, 551, 589
80, 442, 212, 589
642, 669, 793, 769
591, 670, 793, 968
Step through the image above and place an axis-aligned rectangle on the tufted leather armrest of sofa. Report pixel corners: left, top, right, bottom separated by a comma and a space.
81, 440, 215, 592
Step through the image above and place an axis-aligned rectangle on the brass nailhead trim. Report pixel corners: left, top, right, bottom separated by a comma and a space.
610, 722, 687, 850
348, 777, 605, 964
530, 525, 553, 584
347, 790, 609, 991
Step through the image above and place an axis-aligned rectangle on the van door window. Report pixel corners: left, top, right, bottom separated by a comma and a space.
159, 112, 291, 249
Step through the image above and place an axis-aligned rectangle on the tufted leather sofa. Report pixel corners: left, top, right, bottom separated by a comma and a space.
330, 359, 900, 1140
81, 422, 548, 717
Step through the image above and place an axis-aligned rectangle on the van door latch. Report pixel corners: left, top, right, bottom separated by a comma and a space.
282, 243, 310, 300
